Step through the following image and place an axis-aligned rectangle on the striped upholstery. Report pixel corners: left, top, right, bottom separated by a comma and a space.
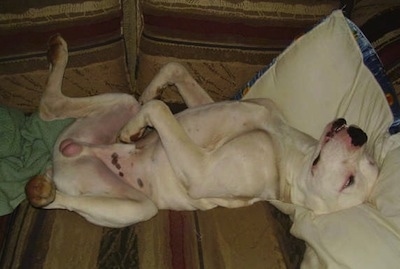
2, 201, 304, 269
136, 0, 344, 102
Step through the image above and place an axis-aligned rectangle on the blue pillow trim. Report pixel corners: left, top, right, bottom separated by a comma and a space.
233, 15, 400, 134
346, 19, 400, 134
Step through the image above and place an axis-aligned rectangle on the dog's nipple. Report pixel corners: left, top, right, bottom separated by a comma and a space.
59, 139, 83, 157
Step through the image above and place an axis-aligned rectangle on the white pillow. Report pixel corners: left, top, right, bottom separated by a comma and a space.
243, 11, 392, 153
292, 205, 400, 269
371, 140, 400, 227
241, 10, 400, 268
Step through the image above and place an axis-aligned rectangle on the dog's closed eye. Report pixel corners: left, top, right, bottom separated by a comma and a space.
342, 175, 355, 190
312, 153, 321, 166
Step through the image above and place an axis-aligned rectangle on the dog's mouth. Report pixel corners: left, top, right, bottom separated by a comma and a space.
323, 118, 368, 147
313, 119, 347, 168
324, 118, 348, 145
312, 118, 368, 169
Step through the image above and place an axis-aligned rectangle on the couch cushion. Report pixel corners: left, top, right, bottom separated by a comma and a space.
0, 0, 131, 113
136, 0, 344, 102
0, 0, 122, 58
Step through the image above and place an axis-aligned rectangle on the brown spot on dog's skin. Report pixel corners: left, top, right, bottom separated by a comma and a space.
111, 153, 118, 164
119, 172, 124, 177
111, 152, 122, 170
137, 178, 144, 188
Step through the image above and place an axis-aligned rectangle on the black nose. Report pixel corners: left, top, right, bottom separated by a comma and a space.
347, 126, 368, 146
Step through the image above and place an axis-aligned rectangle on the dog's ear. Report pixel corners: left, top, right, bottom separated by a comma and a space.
25, 174, 56, 208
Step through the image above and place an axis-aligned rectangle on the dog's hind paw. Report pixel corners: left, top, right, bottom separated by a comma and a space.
25, 175, 56, 208
47, 34, 68, 68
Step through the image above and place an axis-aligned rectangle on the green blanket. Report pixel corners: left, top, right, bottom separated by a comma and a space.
0, 106, 73, 216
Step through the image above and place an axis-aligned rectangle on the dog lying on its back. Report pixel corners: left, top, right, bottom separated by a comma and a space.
25, 35, 379, 228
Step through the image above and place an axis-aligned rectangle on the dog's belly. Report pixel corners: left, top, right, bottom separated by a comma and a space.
138, 130, 280, 211
124, 138, 219, 210
52, 100, 282, 210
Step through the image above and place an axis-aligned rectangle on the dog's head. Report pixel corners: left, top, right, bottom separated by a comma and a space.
299, 118, 379, 214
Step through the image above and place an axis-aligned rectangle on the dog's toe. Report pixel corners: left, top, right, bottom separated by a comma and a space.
47, 34, 68, 67
25, 175, 56, 208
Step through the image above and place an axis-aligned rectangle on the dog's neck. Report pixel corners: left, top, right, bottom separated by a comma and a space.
272, 125, 317, 204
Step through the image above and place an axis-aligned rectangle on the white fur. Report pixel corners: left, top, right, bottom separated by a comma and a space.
25, 35, 379, 228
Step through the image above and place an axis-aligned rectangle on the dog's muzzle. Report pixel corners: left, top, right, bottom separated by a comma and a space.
332, 118, 368, 147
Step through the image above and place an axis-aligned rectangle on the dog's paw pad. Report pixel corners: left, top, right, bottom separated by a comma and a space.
47, 34, 68, 66
119, 127, 146, 143
25, 175, 56, 208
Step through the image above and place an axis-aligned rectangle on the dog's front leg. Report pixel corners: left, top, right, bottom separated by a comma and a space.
140, 62, 214, 107
120, 101, 205, 166
120, 100, 205, 186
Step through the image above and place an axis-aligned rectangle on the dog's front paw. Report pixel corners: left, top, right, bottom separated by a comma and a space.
119, 110, 150, 143
25, 175, 56, 208
47, 34, 68, 67
119, 100, 168, 143
119, 125, 147, 143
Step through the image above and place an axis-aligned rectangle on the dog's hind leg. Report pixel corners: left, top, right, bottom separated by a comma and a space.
52, 144, 158, 227
40, 34, 139, 121
45, 189, 158, 228
27, 143, 158, 227
140, 62, 214, 107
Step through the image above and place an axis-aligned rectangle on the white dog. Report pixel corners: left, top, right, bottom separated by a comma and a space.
25, 35, 379, 228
